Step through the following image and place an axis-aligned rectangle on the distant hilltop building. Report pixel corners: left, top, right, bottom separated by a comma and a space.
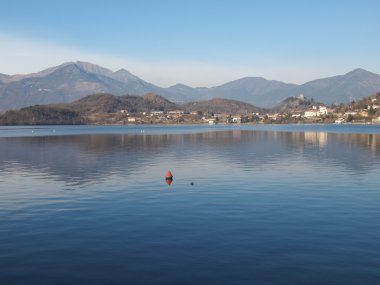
297, 94, 305, 100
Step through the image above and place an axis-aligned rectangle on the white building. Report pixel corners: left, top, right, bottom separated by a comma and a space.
208, 118, 216, 125
318, 106, 328, 115
304, 110, 319, 117
232, 115, 242, 123
305, 106, 328, 117
168, 110, 184, 114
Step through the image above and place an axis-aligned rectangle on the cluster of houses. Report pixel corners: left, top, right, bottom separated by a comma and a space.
339, 97, 380, 123
271, 97, 380, 124
116, 97, 380, 125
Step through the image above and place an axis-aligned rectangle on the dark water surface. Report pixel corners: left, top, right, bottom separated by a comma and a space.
1, 125, 380, 284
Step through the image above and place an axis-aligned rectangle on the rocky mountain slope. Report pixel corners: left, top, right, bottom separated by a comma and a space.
1, 61, 380, 111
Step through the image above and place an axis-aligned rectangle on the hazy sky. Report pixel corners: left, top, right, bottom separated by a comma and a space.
1, 0, 379, 87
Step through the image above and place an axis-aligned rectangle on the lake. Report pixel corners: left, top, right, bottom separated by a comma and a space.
1, 124, 380, 285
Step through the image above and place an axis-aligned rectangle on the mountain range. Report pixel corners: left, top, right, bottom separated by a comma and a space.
1, 61, 380, 111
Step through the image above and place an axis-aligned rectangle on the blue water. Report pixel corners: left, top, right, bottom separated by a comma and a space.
1, 125, 380, 284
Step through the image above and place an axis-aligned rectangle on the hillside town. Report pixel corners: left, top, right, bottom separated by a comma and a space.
100, 93, 380, 125
1, 92, 380, 126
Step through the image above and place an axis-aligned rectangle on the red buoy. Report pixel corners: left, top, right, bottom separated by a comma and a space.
165, 170, 173, 185
165, 170, 173, 179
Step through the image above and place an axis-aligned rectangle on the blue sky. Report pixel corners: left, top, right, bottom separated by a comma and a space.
1, 0, 379, 87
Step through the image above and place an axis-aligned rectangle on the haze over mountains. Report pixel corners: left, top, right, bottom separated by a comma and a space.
1, 61, 380, 111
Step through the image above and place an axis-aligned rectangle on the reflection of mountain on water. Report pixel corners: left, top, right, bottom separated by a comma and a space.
0, 130, 379, 185
0, 135, 179, 185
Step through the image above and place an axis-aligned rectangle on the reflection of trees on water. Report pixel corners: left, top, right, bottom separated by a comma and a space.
0, 130, 379, 185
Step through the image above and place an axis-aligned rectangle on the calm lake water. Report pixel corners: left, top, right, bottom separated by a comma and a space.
1, 124, 380, 285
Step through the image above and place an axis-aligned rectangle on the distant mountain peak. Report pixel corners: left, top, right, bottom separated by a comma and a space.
169, 83, 194, 89
114, 68, 133, 75
354, 67, 366, 72
73, 61, 114, 77
350, 67, 367, 72
346, 68, 372, 76
171, 83, 188, 88
112, 68, 139, 80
